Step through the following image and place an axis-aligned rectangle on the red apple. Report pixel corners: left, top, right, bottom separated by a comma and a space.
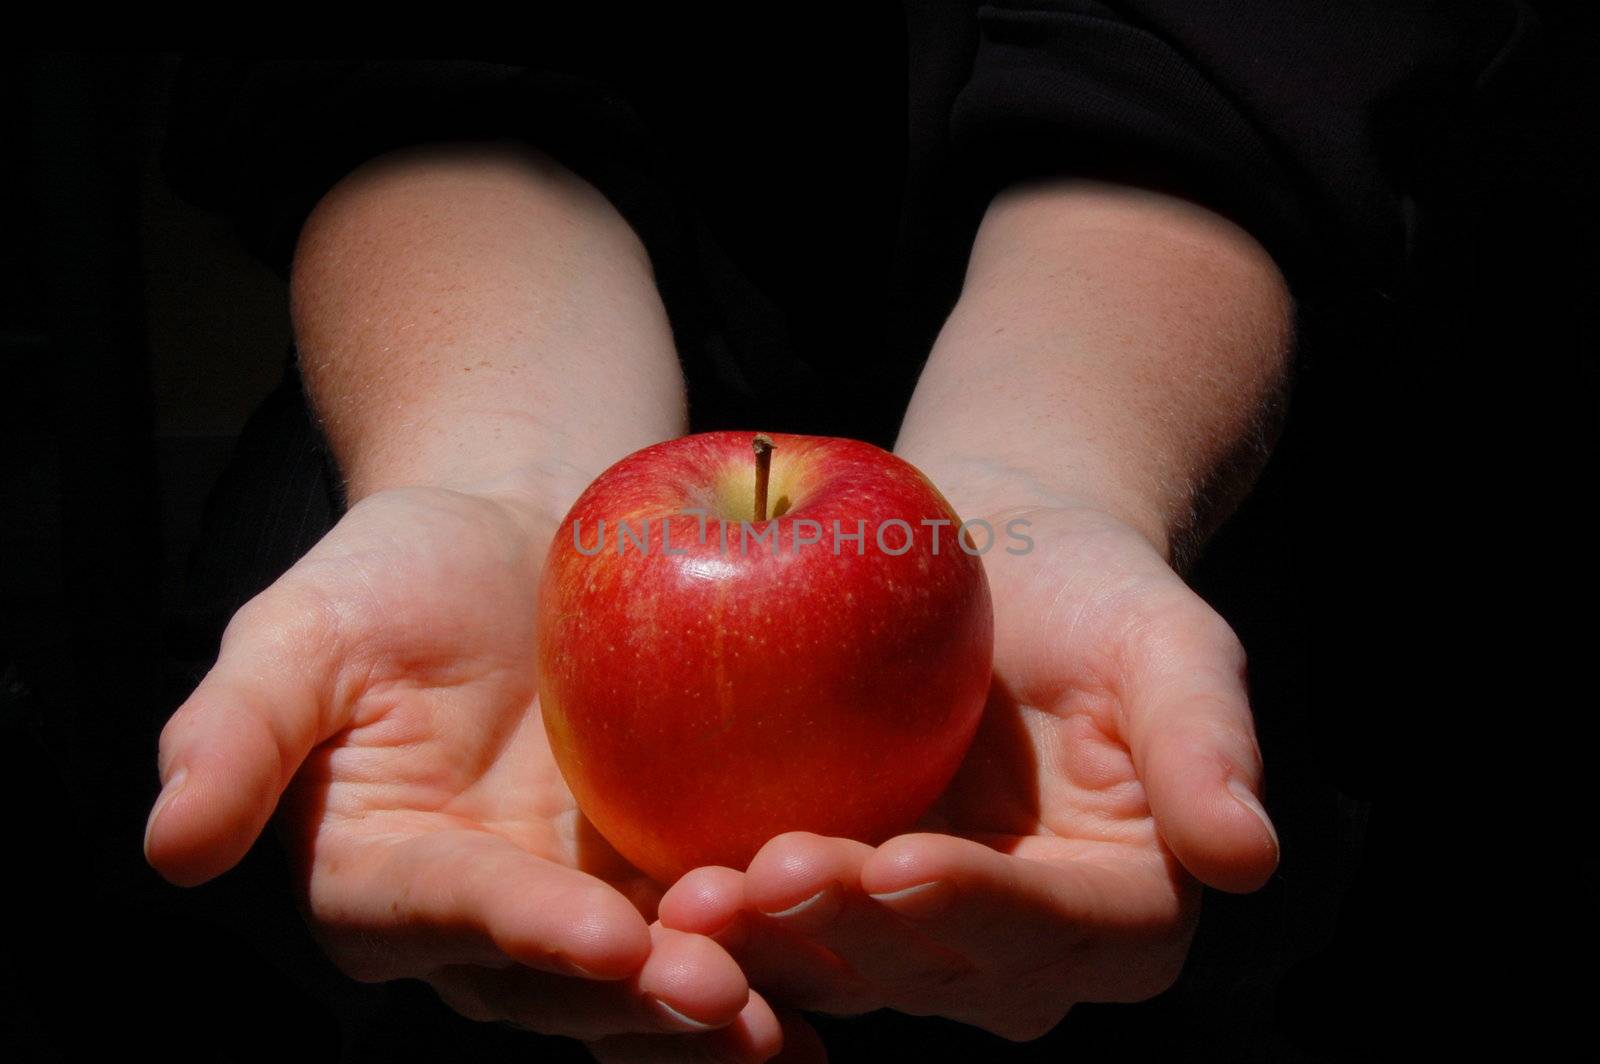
536, 431, 993, 884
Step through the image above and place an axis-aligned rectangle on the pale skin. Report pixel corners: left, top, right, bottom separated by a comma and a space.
660, 182, 1290, 1040
145, 145, 1289, 1059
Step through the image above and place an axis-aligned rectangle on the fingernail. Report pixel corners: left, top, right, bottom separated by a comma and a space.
143, 766, 189, 861
1228, 778, 1279, 854
868, 882, 939, 904
554, 956, 607, 979
759, 886, 829, 920
647, 995, 719, 1032
868, 881, 947, 918
708, 912, 748, 953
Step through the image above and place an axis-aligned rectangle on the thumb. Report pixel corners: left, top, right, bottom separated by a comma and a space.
145, 582, 350, 886
1121, 602, 1279, 893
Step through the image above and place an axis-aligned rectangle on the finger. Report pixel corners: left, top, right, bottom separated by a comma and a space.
587, 988, 788, 1064
657, 863, 873, 1016
145, 581, 352, 886
1119, 599, 1280, 892
633, 925, 752, 1031
741, 833, 876, 933
312, 828, 652, 982
770, 1005, 830, 1063
859, 833, 1184, 982
742, 834, 974, 1004
657, 864, 748, 937
430, 924, 749, 1040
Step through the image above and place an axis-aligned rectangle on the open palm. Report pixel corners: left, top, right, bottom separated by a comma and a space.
659, 506, 1279, 1040
145, 486, 789, 1060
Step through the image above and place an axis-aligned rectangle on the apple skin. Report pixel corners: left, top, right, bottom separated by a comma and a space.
536, 431, 993, 885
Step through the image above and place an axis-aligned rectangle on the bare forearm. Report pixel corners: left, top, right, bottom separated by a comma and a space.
291, 143, 686, 514
896, 180, 1293, 560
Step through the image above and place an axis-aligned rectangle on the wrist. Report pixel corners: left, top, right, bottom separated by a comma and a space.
333, 402, 610, 523
896, 446, 1174, 562
458, 463, 577, 539
338, 460, 577, 565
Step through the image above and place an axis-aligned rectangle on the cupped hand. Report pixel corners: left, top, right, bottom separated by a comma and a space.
144, 483, 792, 1062
659, 505, 1279, 1041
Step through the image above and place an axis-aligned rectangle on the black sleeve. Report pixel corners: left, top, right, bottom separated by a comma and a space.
160, 58, 672, 279
156, 54, 796, 439
947, 0, 1536, 299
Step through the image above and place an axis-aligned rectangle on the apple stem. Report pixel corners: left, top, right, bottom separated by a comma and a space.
753, 433, 774, 521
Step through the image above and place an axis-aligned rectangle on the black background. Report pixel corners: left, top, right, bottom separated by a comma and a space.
1, 16, 1591, 1063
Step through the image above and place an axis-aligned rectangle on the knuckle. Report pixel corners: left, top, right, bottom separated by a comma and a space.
154, 708, 188, 759
1207, 621, 1248, 679
436, 991, 498, 1025
427, 974, 503, 1025
1143, 955, 1185, 998
812, 998, 881, 1020
891, 959, 975, 1014
222, 589, 288, 645
333, 954, 399, 985
1131, 588, 1245, 670
319, 930, 410, 985
983, 1002, 1073, 1043
1119, 952, 1187, 1002
225, 578, 345, 662
926, 961, 972, 993
1193, 714, 1262, 765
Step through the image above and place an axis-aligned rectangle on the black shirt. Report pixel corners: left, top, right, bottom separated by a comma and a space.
153, 7, 1541, 1060
162, 3, 1532, 442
